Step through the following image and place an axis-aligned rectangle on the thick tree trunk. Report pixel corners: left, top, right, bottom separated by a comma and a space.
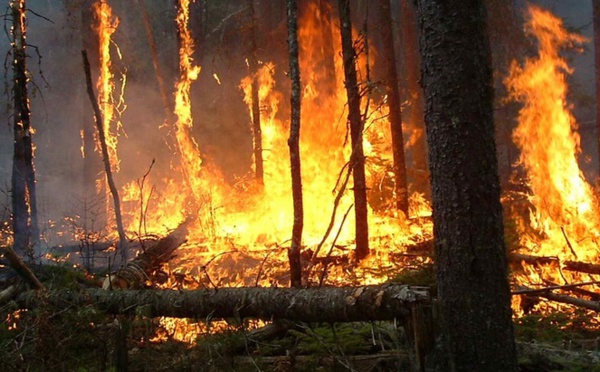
16, 284, 429, 322
287, 0, 304, 288
594, 0, 600, 178
400, 0, 429, 196
416, 0, 518, 370
379, 0, 409, 216
82, 51, 129, 265
11, 0, 39, 257
248, 0, 264, 185
337, 0, 369, 260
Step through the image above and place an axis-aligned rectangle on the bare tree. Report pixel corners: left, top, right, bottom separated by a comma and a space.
247, 0, 264, 185
287, 0, 303, 287
338, 0, 369, 260
594, 0, 600, 178
11, 0, 39, 257
379, 0, 409, 216
416, 0, 518, 369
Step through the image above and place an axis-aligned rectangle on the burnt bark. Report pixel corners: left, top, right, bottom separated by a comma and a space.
287, 0, 304, 288
416, 0, 518, 370
16, 284, 429, 322
11, 0, 39, 257
82, 51, 129, 265
248, 0, 264, 185
400, 0, 429, 195
379, 0, 409, 216
337, 0, 369, 260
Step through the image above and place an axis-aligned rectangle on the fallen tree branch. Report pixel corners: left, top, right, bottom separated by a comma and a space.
512, 281, 600, 295
563, 260, 600, 276
2, 246, 45, 290
517, 286, 600, 312
16, 284, 429, 322
104, 220, 189, 289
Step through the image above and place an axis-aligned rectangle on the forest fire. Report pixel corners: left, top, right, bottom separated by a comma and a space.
4, 1, 600, 370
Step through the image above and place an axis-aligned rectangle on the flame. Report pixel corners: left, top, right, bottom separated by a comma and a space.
93, 0, 125, 172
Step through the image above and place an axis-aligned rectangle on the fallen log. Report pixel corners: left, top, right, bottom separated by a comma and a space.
508, 252, 558, 266
104, 221, 189, 289
2, 246, 45, 290
563, 261, 600, 276
517, 286, 600, 312
16, 284, 429, 322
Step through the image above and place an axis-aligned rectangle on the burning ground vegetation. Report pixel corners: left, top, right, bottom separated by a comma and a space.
2, 0, 600, 370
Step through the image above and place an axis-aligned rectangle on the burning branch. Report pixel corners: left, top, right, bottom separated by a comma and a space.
82, 50, 128, 264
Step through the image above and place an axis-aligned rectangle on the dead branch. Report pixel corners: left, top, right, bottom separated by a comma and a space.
563, 260, 600, 275
2, 246, 44, 290
517, 286, 600, 312
512, 281, 600, 295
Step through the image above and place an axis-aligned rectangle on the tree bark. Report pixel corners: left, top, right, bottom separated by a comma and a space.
287, 0, 304, 288
416, 0, 518, 370
16, 284, 429, 322
82, 51, 129, 265
248, 0, 264, 185
379, 0, 409, 216
11, 0, 39, 257
400, 0, 429, 196
594, 0, 600, 178
337, 0, 369, 260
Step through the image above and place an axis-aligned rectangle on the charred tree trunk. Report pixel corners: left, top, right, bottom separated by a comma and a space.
337, 0, 369, 260
11, 0, 39, 257
248, 0, 264, 185
401, 0, 429, 196
417, 0, 518, 370
82, 51, 129, 265
287, 0, 304, 288
379, 0, 409, 216
595, 0, 600, 178
318, 0, 337, 96
17, 284, 429, 322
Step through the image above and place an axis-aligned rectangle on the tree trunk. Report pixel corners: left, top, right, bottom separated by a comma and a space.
11, 0, 39, 258
379, 0, 409, 216
318, 0, 337, 96
82, 51, 129, 265
400, 0, 429, 196
594, 0, 600, 179
248, 0, 264, 185
80, 0, 106, 201
416, 0, 518, 370
16, 284, 429, 322
337, 0, 369, 260
287, 0, 304, 288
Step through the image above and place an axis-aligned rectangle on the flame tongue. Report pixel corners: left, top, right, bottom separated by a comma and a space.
506, 4, 600, 291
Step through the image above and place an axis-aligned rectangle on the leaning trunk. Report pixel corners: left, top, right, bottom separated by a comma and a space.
417, 0, 518, 370
337, 0, 369, 260
11, 0, 39, 257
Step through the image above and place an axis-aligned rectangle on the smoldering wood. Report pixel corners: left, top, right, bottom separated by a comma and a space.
104, 221, 189, 289
517, 286, 600, 312
16, 284, 429, 322
563, 260, 600, 275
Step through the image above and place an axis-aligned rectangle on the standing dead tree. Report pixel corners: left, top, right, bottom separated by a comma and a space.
247, 0, 264, 185
338, 0, 369, 260
287, 0, 303, 288
11, 0, 39, 258
379, 0, 409, 216
82, 51, 129, 265
594, 0, 600, 177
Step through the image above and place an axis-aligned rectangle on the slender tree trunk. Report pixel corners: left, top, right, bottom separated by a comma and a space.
401, 0, 429, 196
287, 0, 304, 288
416, 0, 518, 370
80, 0, 105, 199
337, 0, 369, 260
379, 0, 409, 216
11, 0, 39, 257
248, 0, 264, 185
137, 0, 174, 125
594, 0, 600, 179
82, 51, 129, 265
318, 0, 337, 96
